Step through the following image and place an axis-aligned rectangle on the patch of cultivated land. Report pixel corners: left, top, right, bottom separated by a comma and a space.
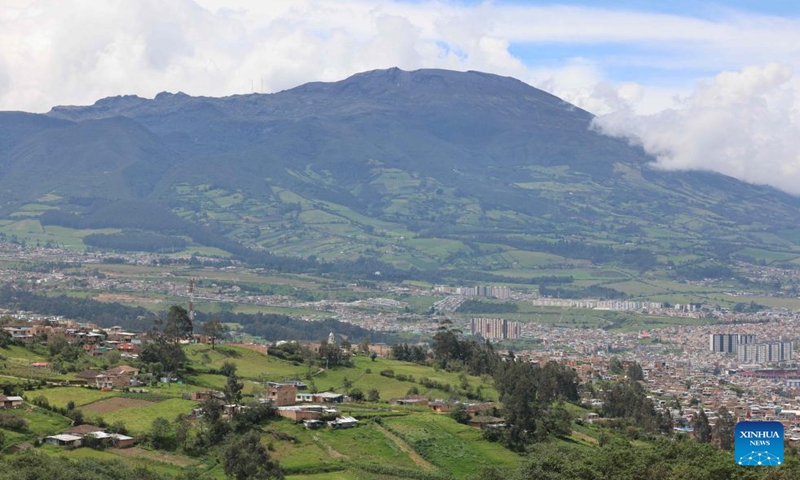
110, 447, 195, 467
94, 293, 163, 304
82, 397, 157, 415
30, 386, 117, 409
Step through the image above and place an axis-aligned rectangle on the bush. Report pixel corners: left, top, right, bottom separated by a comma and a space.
0, 413, 27, 431
379, 369, 395, 378
349, 389, 364, 402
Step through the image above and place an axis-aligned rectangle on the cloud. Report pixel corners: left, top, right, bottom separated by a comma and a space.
3, 1, 800, 194
11, 0, 800, 113
592, 63, 800, 194
0, 0, 529, 111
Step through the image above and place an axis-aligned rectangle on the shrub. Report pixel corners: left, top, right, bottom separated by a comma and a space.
379, 369, 395, 378
0, 413, 27, 431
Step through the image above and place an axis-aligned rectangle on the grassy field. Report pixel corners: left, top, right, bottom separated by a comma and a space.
0, 407, 72, 447
100, 398, 198, 434
43, 445, 205, 478
185, 344, 303, 379
383, 412, 521, 477
269, 418, 421, 475
26, 386, 117, 409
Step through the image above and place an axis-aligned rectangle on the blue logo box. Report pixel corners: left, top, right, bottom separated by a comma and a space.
735, 421, 784, 466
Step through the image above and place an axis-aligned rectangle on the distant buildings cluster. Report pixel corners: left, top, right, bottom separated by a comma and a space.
709, 333, 794, 364
532, 299, 663, 311
709, 333, 756, 353
737, 342, 794, 364
434, 285, 511, 299
470, 317, 521, 341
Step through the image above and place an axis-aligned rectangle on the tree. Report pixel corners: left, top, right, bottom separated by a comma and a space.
318, 339, 343, 368
537, 402, 573, 440
106, 348, 122, 367
220, 361, 237, 377
450, 403, 471, 425
693, 409, 712, 443
68, 409, 84, 426
626, 362, 644, 382
358, 337, 371, 355
713, 406, 735, 450
174, 413, 191, 451
48, 334, 69, 357
367, 389, 380, 402
224, 371, 244, 406
164, 305, 193, 341
202, 317, 229, 350
149, 417, 174, 450
140, 337, 187, 377
609, 357, 624, 375
233, 400, 276, 433
349, 388, 364, 402
196, 397, 230, 449
370, 351, 377, 361
0, 328, 11, 348
108, 420, 128, 435
222, 430, 285, 479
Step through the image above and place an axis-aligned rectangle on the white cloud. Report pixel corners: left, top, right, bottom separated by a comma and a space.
593, 63, 800, 194
3, 1, 800, 193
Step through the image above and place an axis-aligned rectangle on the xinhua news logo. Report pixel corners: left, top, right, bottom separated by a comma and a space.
735, 421, 784, 466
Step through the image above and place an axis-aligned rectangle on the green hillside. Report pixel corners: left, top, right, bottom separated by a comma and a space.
0, 68, 797, 283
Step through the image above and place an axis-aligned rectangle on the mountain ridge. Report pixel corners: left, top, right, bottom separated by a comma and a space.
0, 67, 796, 276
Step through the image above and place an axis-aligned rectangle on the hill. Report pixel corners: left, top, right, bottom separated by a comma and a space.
0, 68, 798, 279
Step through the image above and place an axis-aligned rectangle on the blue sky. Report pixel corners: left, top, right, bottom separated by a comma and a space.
484, 0, 800, 16
2, 0, 800, 193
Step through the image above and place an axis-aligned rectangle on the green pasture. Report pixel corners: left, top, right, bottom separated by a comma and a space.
43, 446, 198, 478
185, 344, 303, 380
383, 413, 520, 477
270, 419, 419, 475
101, 398, 197, 434
27, 386, 117, 409
0, 407, 72, 447
735, 247, 798, 264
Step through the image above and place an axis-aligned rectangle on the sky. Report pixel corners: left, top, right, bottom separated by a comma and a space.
2, 0, 800, 193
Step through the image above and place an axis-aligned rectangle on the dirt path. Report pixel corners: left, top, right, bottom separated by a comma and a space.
313, 435, 349, 459
373, 423, 436, 470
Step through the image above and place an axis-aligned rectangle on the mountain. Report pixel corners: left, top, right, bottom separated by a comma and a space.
1, 67, 799, 278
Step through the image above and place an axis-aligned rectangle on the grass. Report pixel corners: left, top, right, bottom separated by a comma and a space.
0, 344, 48, 363
43, 446, 200, 478
313, 422, 419, 468
26, 387, 118, 409
101, 398, 198, 434
0, 407, 72, 448
310, 356, 497, 402
383, 413, 521, 477
185, 344, 303, 379
266, 420, 341, 472
286, 472, 366, 480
